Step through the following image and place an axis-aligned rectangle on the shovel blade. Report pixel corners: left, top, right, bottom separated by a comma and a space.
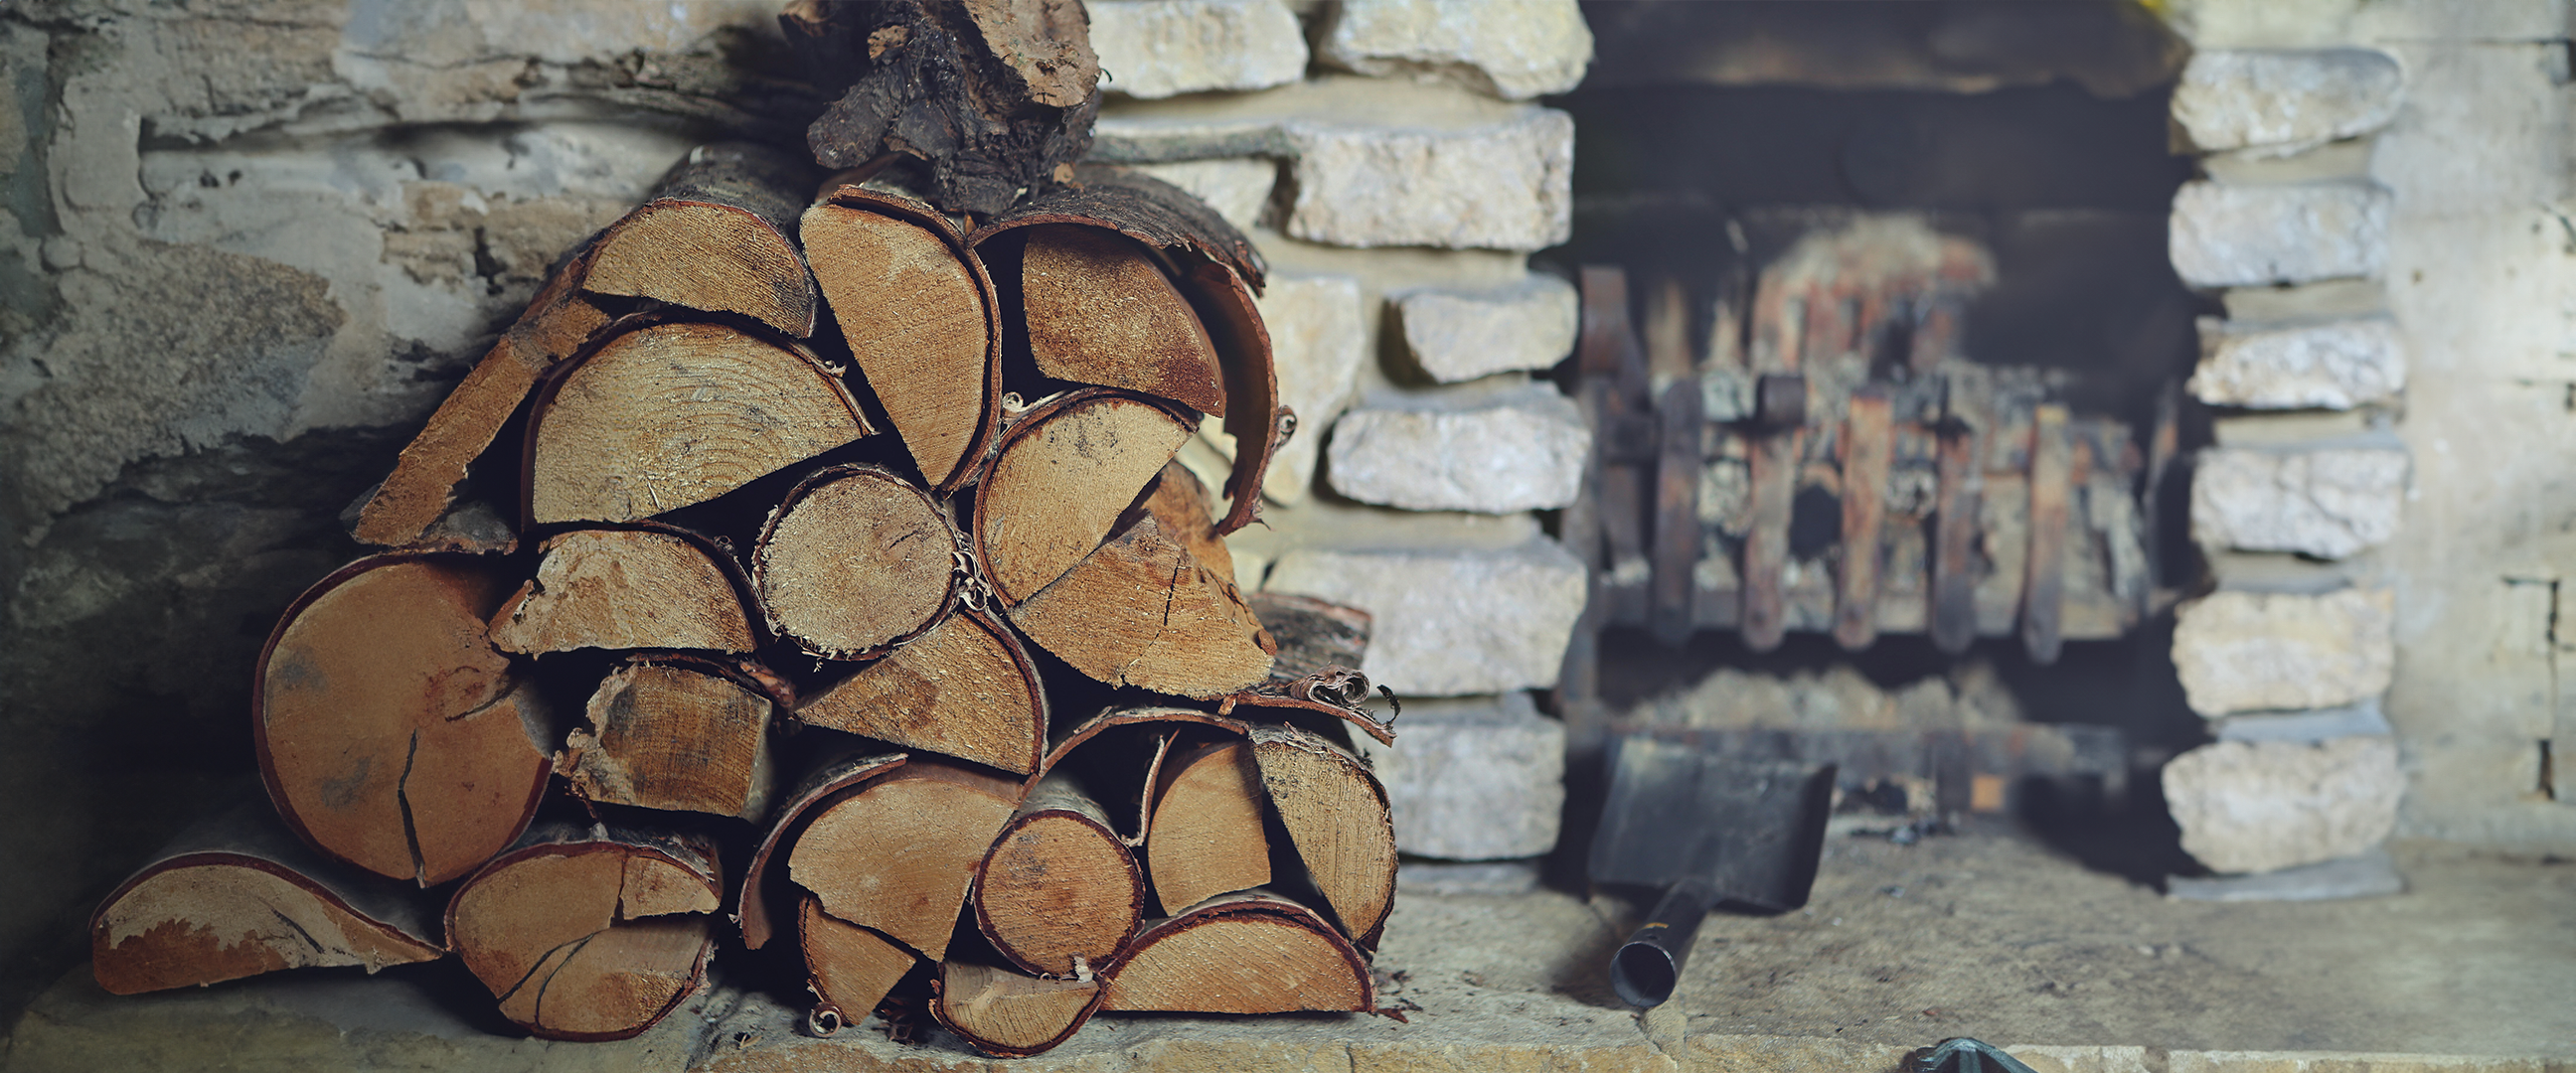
1587, 733, 1837, 913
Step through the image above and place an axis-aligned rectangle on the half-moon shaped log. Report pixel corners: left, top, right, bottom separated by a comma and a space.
804, 188, 999, 491
445, 825, 721, 1041
1250, 724, 1396, 950
488, 526, 760, 655
582, 141, 820, 337
794, 607, 1046, 775
932, 961, 1101, 1058
787, 760, 1020, 961
973, 389, 1196, 606
1020, 224, 1226, 416
1099, 891, 1372, 1014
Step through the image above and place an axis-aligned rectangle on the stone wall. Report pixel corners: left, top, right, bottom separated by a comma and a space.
0, 0, 1595, 1002
2160, 0, 2576, 866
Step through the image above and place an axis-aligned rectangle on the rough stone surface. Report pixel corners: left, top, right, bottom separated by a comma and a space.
1319, 0, 1594, 101
2172, 588, 2397, 717
2167, 846, 2405, 901
2170, 181, 2391, 288
1265, 538, 1587, 695
1354, 692, 1565, 860
1397, 274, 1581, 383
2190, 445, 2408, 558
1395, 858, 1543, 894
1327, 386, 1590, 513
1251, 273, 1367, 503
1285, 108, 1575, 251
2189, 315, 2406, 409
2174, 49, 2406, 155
2216, 700, 2394, 742
2163, 736, 2405, 874
1127, 157, 1278, 231
1089, 0, 1308, 99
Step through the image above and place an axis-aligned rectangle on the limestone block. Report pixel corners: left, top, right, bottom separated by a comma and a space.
2190, 445, 2406, 558
2172, 588, 2395, 716
2173, 49, 2404, 155
1355, 693, 1565, 860
1265, 538, 1587, 695
2162, 736, 2403, 874
2188, 316, 2405, 409
1319, 0, 1594, 101
1128, 158, 1277, 232
1396, 274, 1580, 383
1327, 387, 1589, 513
2170, 181, 2390, 288
1090, 0, 1308, 99
1254, 274, 1367, 502
1284, 108, 1574, 251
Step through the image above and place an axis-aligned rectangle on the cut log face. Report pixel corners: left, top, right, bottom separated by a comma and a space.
973, 773, 1142, 977
754, 464, 962, 660
1140, 461, 1234, 583
583, 142, 821, 337
794, 608, 1046, 775
1020, 225, 1226, 416
255, 555, 552, 886
787, 760, 1020, 961
489, 527, 760, 655
354, 245, 609, 548
558, 658, 778, 821
800, 896, 916, 1028
1099, 891, 1372, 1014
932, 961, 1102, 1058
446, 827, 720, 1041
974, 390, 1196, 606
89, 806, 442, 996
1007, 511, 1275, 698
1144, 740, 1272, 916
804, 193, 998, 491
1248, 724, 1397, 949
737, 751, 909, 952
526, 320, 871, 526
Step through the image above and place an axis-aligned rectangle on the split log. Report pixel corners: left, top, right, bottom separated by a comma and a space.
581, 142, 821, 337
932, 961, 1101, 1058
488, 525, 761, 656
352, 242, 610, 547
753, 463, 962, 661
1139, 460, 1234, 581
794, 607, 1046, 775
737, 751, 909, 952
1243, 593, 1369, 684
787, 760, 1021, 960
445, 825, 721, 1041
972, 389, 1196, 606
972, 773, 1142, 978
803, 189, 1000, 492
89, 804, 443, 996
557, 657, 780, 821
784, 0, 1099, 216
1016, 225, 1226, 414
1007, 508, 1276, 698
1142, 739, 1271, 915
255, 554, 552, 886
1098, 891, 1373, 1014
525, 318, 872, 526
1248, 725, 1396, 950
800, 895, 917, 1033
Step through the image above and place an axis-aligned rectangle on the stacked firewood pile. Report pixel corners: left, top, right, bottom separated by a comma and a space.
83, 1, 1399, 1058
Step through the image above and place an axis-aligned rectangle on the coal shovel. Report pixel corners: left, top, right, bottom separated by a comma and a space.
1588, 733, 1837, 1007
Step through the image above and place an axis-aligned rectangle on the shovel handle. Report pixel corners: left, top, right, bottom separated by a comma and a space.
1610, 878, 1715, 1007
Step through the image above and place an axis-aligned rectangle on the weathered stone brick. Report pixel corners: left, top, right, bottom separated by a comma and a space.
1128, 157, 1277, 231
1248, 273, 1367, 503
2170, 181, 2390, 288
1354, 692, 1565, 860
1265, 539, 1587, 696
1088, 0, 1308, 100
1318, 0, 1593, 101
1327, 387, 1589, 513
2172, 588, 2395, 716
1396, 274, 1580, 383
2190, 445, 2407, 558
2163, 736, 2403, 874
2173, 49, 2405, 154
1283, 108, 1574, 251
2189, 316, 2405, 409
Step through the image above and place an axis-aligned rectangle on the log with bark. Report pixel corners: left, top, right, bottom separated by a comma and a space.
971, 772, 1141, 978
972, 388, 1197, 606
802, 187, 1001, 492
579, 141, 822, 337
787, 759, 1020, 960
792, 606, 1047, 775
1006, 505, 1276, 698
445, 824, 721, 1041
488, 524, 763, 655
931, 960, 1102, 1058
736, 750, 909, 952
89, 803, 444, 996
752, 462, 961, 660
255, 554, 554, 886
556, 656, 781, 821
799, 895, 918, 1034
1098, 891, 1373, 1014
1248, 724, 1396, 950
1142, 738, 1272, 916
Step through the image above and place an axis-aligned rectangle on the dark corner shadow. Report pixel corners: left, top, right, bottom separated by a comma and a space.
2014, 768, 2202, 889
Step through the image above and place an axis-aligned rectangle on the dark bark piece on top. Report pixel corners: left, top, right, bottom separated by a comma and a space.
787, 759, 1021, 961
444, 823, 722, 1042
1247, 724, 1397, 951
488, 524, 762, 656
753, 463, 963, 661
524, 317, 873, 526
1244, 592, 1370, 684
932, 960, 1102, 1058
794, 606, 1047, 775
972, 165, 1264, 291
1006, 509, 1276, 699
973, 772, 1142, 977
802, 188, 1000, 492
1018, 225, 1227, 415
558, 656, 779, 822
1098, 890, 1373, 1014
90, 802, 444, 996
583, 141, 823, 337
255, 554, 553, 887
737, 750, 910, 952
783, 0, 1099, 217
